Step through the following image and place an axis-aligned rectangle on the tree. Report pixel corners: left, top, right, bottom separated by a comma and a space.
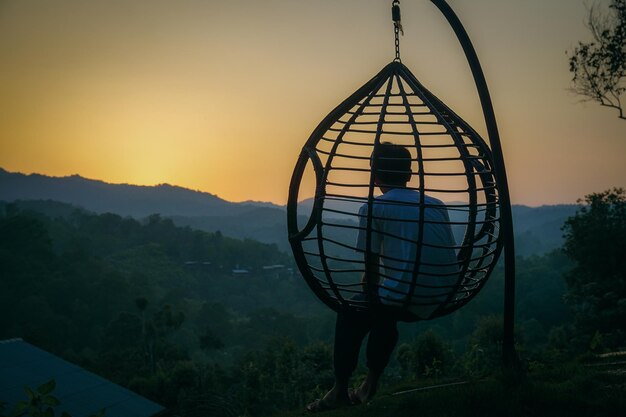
562, 188, 626, 349
397, 330, 451, 379
462, 316, 506, 376
568, 0, 626, 120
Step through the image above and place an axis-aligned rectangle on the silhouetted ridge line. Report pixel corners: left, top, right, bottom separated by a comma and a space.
0, 168, 578, 256
0, 168, 282, 218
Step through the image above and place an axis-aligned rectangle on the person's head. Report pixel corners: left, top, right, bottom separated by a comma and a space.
371, 142, 412, 188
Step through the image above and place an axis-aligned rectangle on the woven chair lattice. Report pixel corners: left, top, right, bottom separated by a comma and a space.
287, 61, 504, 322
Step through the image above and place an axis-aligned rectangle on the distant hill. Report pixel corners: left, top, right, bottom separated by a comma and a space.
171, 206, 291, 250
0, 168, 579, 256
0, 168, 293, 250
296, 196, 578, 257
0, 199, 88, 219
510, 204, 578, 256
0, 167, 282, 217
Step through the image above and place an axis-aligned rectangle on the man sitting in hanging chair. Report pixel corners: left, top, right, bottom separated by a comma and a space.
307, 142, 459, 412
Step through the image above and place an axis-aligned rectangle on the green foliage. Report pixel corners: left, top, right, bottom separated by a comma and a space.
273, 364, 626, 417
568, 0, 626, 119
99, 301, 189, 381
397, 330, 452, 379
0, 204, 331, 416
6, 196, 620, 416
0, 204, 306, 346
562, 188, 626, 349
462, 316, 509, 377
233, 338, 334, 416
128, 361, 199, 408
198, 327, 224, 351
196, 302, 232, 350
405, 249, 573, 358
1, 380, 104, 417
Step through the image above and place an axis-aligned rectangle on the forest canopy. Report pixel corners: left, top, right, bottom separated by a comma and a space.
1, 194, 624, 416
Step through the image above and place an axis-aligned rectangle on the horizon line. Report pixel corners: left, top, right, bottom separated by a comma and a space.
0, 166, 583, 208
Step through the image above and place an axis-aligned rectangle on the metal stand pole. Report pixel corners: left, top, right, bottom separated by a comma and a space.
428, 0, 518, 370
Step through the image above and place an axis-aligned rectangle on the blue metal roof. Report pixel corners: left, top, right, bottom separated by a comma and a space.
0, 339, 164, 417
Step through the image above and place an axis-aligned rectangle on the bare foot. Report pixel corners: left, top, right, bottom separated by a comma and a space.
349, 373, 379, 404
306, 386, 351, 412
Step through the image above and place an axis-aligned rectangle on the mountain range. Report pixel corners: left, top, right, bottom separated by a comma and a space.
0, 168, 579, 256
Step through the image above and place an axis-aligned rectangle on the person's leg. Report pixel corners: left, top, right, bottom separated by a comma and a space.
351, 311, 399, 403
334, 309, 371, 384
307, 308, 371, 411
366, 312, 399, 374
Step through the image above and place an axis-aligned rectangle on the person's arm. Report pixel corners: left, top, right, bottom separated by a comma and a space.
361, 253, 380, 298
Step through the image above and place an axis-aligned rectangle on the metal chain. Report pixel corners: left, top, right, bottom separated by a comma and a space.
392, 0, 403, 62
394, 23, 401, 62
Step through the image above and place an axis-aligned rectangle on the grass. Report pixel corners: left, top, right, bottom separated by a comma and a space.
274, 363, 626, 417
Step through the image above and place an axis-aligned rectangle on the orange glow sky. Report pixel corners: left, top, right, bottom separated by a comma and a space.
0, 0, 624, 206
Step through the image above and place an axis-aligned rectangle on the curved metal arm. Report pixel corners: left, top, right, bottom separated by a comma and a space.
428, 0, 518, 368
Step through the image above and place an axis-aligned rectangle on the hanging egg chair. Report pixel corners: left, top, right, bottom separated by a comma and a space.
287, 0, 516, 333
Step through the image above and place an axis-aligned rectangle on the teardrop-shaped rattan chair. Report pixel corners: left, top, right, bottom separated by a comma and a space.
287, 0, 516, 339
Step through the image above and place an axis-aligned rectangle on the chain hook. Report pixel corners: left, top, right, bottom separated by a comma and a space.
392, 0, 403, 62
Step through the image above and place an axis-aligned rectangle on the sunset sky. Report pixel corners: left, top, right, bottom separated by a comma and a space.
0, 0, 624, 206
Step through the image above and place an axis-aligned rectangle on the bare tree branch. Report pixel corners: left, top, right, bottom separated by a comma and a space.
568, 0, 626, 121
